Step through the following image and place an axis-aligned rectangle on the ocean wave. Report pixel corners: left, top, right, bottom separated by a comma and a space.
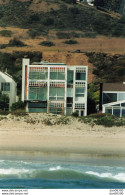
49, 166, 62, 171
86, 171, 125, 183
0, 160, 125, 183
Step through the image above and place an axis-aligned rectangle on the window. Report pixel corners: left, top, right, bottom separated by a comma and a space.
29, 71, 48, 80
118, 93, 125, 101
121, 103, 125, 107
49, 87, 64, 100
122, 109, 125, 117
76, 72, 86, 80
50, 72, 65, 80
105, 107, 112, 114
28, 102, 47, 108
1, 83, 10, 91
67, 88, 73, 97
103, 93, 117, 104
29, 72, 39, 80
67, 70, 73, 84
113, 108, 120, 117
29, 87, 47, 100
75, 87, 85, 101
49, 108, 62, 114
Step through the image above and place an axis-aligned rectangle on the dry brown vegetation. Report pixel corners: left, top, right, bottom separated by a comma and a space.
0, 26, 125, 84
0, 27, 125, 55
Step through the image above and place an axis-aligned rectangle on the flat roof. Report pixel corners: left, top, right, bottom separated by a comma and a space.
32, 62, 66, 66
103, 83, 125, 92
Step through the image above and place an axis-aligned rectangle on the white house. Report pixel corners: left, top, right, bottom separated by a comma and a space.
22, 59, 88, 116
101, 83, 125, 117
0, 71, 17, 110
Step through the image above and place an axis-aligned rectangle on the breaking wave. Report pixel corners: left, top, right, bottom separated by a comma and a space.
0, 164, 125, 183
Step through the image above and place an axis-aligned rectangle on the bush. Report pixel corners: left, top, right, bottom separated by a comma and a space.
64, 39, 78, 44
43, 18, 54, 26
82, 32, 97, 38
28, 28, 48, 38
80, 113, 125, 127
11, 101, 25, 111
0, 91, 9, 111
39, 41, 55, 47
56, 32, 71, 39
72, 112, 79, 117
8, 38, 26, 47
0, 30, 12, 37
0, 44, 8, 49
11, 110, 27, 117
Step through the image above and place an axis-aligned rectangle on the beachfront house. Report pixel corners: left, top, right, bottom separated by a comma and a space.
22, 58, 88, 116
100, 83, 125, 117
0, 71, 17, 110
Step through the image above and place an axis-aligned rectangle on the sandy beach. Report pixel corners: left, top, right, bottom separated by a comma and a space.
0, 113, 125, 161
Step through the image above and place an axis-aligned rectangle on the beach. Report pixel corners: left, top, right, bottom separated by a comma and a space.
0, 113, 125, 159
1, 113, 125, 189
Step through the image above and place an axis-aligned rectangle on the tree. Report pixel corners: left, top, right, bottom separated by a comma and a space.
0, 90, 9, 110
87, 83, 100, 114
93, 0, 106, 7
93, 0, 121, 12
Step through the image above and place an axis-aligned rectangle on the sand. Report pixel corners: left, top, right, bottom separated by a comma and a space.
0, 113, 125, 161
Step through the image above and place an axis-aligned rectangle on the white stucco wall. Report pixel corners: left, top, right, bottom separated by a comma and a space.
0, 71, 17, 109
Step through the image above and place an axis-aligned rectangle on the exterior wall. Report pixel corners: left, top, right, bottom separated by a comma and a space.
0, 71, 17, 110
22, 59, 88, 116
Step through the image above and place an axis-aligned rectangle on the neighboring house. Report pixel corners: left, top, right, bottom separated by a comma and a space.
22, 59, 88, 116
101, 83, 125, 117
0, 71, 17, 110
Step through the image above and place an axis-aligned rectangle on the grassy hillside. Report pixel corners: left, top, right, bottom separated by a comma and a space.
0, 0, 124, 37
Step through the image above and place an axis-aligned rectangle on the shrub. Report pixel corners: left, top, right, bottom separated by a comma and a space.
43, 118, 53, 126
0, 30, 12, 37
8, 38, 26, 47
11, 101, 25, 111
39, 41, 55, 47
82, 32, 97, 38
43, 18, 54, 26
28, 28, 48, 38
72, 112, 79, 117
11, 110, 27, 117
0, 44, 7, 49
0, 91, 9, 111
80, 113, 125, 127
56, 32, 71, 39
64, 39, 78, 44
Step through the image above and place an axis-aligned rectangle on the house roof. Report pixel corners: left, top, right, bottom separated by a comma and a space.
103, 83, 125, 92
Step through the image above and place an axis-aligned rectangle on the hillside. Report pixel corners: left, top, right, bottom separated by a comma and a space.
0, 0, 124, 99
0, 0, 124, 37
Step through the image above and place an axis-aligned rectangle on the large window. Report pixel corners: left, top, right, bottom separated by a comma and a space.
50, 72, 65, 80
29, 71, 48, 80
49, 87, 64, 100
76, 72, 86, 80
118, 93, 125, 101
29, 87, 47, 100
1, 83, 10, 91
67, 88, 73, 97
103, 93, 117, 104
67, 70, 73, 84
75, 87, 85, 101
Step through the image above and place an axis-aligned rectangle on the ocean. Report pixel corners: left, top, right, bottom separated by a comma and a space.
0, 158, 125, 189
